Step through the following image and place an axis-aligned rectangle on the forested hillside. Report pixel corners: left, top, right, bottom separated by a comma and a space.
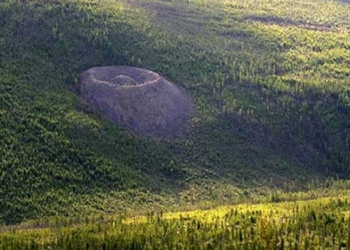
4, 195, 350, 249
0, 0, 349, 225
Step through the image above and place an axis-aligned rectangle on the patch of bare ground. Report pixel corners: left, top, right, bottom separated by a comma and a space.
245, 16, 334, 32
79, 66, 194, 139
128, 0, 217, 34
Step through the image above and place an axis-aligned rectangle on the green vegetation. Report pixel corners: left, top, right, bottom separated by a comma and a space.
0, 0, 349, 232
2, 193, 350, 249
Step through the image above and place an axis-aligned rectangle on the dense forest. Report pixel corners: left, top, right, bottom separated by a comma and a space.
0, 0, 349, 234
2, 193, 350, 249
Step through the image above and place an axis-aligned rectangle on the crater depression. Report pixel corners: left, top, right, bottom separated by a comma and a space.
79, 66, 193, 138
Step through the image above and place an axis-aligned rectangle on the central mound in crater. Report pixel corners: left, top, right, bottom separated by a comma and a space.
79, 66, 193, 138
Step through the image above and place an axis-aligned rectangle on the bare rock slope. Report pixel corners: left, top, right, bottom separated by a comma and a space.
79, 66, 193, 138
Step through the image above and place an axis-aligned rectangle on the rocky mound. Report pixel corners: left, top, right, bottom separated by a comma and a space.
79, 66, 193, 138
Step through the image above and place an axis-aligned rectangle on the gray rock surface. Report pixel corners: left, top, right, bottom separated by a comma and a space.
79, 66, 193, 138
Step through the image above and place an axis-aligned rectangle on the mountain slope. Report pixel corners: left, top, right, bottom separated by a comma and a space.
0, 0, 349, 224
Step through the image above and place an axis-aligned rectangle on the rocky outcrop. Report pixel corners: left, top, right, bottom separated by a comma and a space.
79, 66, 193, 138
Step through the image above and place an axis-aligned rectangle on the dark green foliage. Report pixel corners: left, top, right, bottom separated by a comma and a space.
2, 197, 350, 249
0, 0, 349, 225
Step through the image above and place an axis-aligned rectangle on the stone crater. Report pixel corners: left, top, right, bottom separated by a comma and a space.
79, 66, 193, 138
